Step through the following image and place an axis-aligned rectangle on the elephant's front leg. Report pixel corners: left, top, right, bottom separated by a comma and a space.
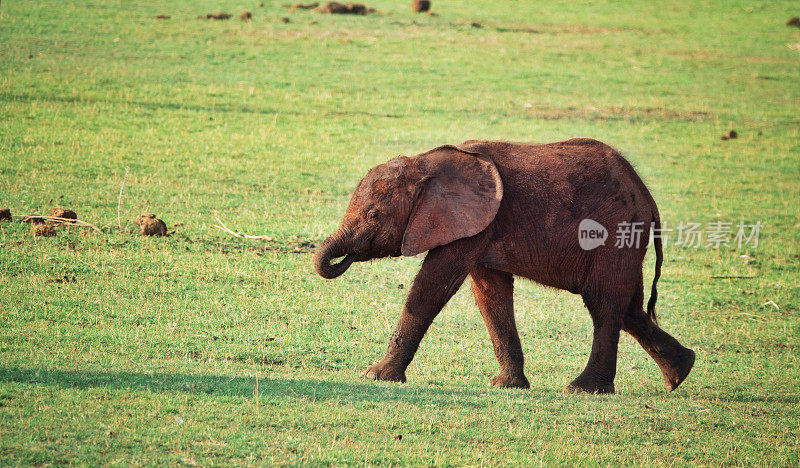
363, 238, 484, 383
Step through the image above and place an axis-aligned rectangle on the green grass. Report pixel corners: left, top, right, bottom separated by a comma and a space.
1, 0, 799, 465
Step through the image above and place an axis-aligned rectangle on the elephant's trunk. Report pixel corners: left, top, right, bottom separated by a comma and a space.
313, 229, 357, 279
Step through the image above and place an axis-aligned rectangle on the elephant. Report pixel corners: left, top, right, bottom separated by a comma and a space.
313, 138, 695, 394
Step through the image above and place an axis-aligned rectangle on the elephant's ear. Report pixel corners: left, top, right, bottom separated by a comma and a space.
401, 146, 503, 257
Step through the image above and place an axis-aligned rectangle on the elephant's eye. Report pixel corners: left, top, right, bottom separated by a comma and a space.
367, 209, 380, 221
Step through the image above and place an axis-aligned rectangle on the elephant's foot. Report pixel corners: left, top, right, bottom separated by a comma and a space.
658, 348, 695, 392
362, 362, 406, 383
490, 371, 530, 389
564, 374, 615, 395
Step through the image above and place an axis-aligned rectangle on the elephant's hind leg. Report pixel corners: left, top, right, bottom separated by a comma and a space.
565, 290, 622, 394
470, 266, 529, 389
622, 276, 695, 391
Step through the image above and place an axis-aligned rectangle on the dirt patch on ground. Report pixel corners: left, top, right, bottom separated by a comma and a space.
155, 15, 170, 20
239, 11, 252, 21
661, 49, 794, 64
517, 105, 709, 123
494, 26, 540, 34
0, 208, 10, 222
787, 17, 800, 27
48, 276, 77, 284
34, 224, 57, 237
173, 234, 317, 256
49, 207, 77, 220
481, 22, 664, 35
287, 235, 315, 252
135, 213, 168, 236
315, 2, 375, 14
231, 26, 426, 42
411, 0, 430, 13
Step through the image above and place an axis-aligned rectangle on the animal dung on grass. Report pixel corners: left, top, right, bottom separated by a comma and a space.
239, 11, 252, 21
787, 17, 800, 27
49, 207, 77, 220
315, 2, 374, 14
135, 213, 168, 236
34, 224, 57, 237
134, 213, 155, 226
21, 215, 45, 224
721, 130, 738, 140
203, 13, 231, 20
411, 0, 430, 13
155, 14, 170, 20
283, 3, 319, 10
0, 208, 11, 222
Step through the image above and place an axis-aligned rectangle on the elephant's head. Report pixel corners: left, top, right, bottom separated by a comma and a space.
313, 145, 503, 279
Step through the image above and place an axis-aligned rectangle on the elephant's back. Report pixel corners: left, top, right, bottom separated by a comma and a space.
466, 139, 657, 291
461, 138, 642, 214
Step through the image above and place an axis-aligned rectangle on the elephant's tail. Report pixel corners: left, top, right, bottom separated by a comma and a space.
647, 213, 663, 323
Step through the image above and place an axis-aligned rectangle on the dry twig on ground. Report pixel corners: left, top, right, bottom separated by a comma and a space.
212, 216, 273, 240
14, 215, 103, 232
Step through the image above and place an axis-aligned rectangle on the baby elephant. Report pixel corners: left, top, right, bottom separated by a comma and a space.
313, 139, 695, 394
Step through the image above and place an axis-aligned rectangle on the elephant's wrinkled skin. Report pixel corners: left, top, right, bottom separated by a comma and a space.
313, 139, 695, 394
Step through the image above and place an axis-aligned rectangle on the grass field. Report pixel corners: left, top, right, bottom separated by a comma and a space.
1, 0, 799, 465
